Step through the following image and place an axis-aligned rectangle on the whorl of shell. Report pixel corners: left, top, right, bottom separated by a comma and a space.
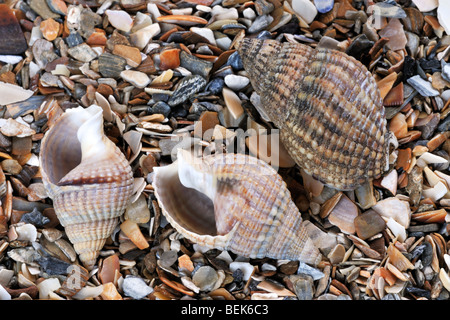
153, 150, 322, 266
40, 105, 134, 270
237, 38, 389, 190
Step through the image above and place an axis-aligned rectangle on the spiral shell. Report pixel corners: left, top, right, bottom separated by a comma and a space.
153, 150, 322, 266
237, 38, 389, 190
40, 105, 134, 270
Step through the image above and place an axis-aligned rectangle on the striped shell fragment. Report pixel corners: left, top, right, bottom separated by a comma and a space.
237, 38, 389, 191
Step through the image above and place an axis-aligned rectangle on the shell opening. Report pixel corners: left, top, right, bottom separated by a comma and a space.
40, 105, 104, 185
153, 154, 218, 237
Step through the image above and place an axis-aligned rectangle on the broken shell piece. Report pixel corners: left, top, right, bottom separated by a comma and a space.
439, 268, 450, 292
372, 197, 411, 229
0, 82, 34, 105
152, 150, 322, 265
0, 118, 36, 138
326, 193, 359, 234
105, 10, 133, 32
416, 152, 449, 168
412, 209, 448, 224
386, 217, 406, 242
380, 169, 398, 195
387, 243, 414, 271
422, 181, 448, 202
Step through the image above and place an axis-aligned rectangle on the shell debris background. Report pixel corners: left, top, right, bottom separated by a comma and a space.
0, 0, 448, 303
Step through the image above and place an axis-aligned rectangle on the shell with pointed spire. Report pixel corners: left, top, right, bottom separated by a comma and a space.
236, 38, 389, 191
152, 150, 322, 266
40, 105, 134, 270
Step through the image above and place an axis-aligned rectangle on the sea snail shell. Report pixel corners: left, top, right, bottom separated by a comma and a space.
153, 149, 322, 266
237, 38, 390, 191
40, 105, 134, 270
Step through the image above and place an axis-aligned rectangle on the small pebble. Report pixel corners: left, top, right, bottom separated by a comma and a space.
122, 276, 153, 299
120, 70, 150, 88
291, 0, 318, 24
248, 14, 274, 33
160, 250, 178, 269
192, 266, 219, 292
224, 74, 249, 91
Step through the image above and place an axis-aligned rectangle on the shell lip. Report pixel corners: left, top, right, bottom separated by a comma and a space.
153, 152, 222, 239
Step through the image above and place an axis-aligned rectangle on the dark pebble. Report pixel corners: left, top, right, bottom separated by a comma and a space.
256, 30, 272, 40
171, 106, 188, 118
73, 83, 87, 100
232, 268, 244, 283
437, 115, 450, 132
419, 58, 441, 73
416, 113, 440, 139
409, 244, 426, 260
20, 208, 50, 227
277, 20, 300, 34
152, 93, 170, 102
65, 31, 84, 48
421, 242, 433, 267
179, 51, 213, 79
200, 101, 223, 112
166, 31, 187, 43
403, 56, 416, 78
98, 52, 127, 78
405, 286, 431, 299
205, 77, 224, 94
226, 51, 244, 71
346, 34, 373, 59
35, 255, 71, 275
225, 282, 238, 292
149, 101, 171, 118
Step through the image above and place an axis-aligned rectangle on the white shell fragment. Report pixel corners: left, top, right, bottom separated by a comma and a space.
0, 285, 11, 300
372, 197, 411, 229
105, 10, 133, 32
120, 70, 151, 88
412, 0, 438, 12
0, 118, 36, 137
438, 1, 450, 35
0, 82, 34, 106
291, 0, 318, 24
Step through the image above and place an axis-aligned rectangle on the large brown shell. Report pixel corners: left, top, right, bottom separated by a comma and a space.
237, 38, 389, 190
153, 150, 322, 266
40, 105, 134, 270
